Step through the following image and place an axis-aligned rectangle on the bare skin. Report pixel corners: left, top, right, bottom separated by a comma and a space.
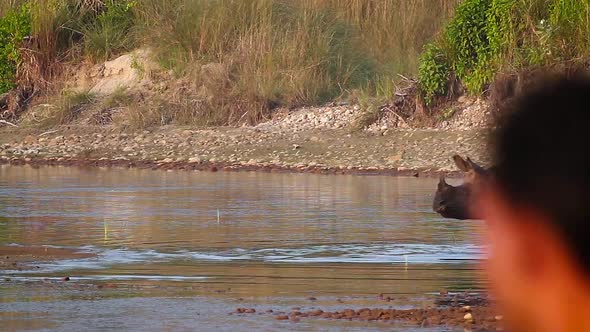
480, 187, 590, 332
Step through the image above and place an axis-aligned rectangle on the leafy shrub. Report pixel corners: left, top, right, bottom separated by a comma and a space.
443, 0, 515, 94
418, 43, 450, 105
418, 0, 590, 101
445, 0, 492, 86
0, 4, 31, 93
486, 0, 517, 58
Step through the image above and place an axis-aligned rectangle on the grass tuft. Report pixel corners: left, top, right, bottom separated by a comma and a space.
52, 90, 96, 126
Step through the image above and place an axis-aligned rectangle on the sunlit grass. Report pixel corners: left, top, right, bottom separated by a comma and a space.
3, 0, 461, 127
132, 0, 460, 124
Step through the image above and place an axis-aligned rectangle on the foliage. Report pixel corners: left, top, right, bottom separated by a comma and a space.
419, 0, 590, 100
445, 0, 492, 93
84, 0, 137, 61
548, 0, 590, 58
0, 4, 31, 93
418, 43, 450, 105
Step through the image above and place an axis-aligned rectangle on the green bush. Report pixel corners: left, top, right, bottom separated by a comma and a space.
84, 0, 137, 61
0, 4, 31, 93
418, 0, 590, 101
486, 0, 517, 58
444, 0, 515, 94
417, 0, 498, 97
445, 0, 491, 88
418, 43, 450, 105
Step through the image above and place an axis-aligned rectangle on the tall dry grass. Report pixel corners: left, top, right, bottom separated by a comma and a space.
132, 0, 460, 124
0, 0, 23, 15
3, 0, 461, 126
303, 0, 461, 74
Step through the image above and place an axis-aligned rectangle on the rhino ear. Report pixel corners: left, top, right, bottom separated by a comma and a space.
438, 175, 447, 188
466, 157, 486, 174
453, 155, 472, 172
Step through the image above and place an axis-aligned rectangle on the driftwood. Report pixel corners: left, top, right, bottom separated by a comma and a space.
39, 130, 59, 137
0, 120, 18, 127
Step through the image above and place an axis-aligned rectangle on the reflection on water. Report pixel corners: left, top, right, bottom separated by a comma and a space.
0, 165, 486, 331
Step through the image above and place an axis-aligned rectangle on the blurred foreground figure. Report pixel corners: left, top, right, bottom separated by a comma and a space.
481, 74, 590, 332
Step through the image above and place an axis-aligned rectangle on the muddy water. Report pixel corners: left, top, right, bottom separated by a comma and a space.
0, 166, 485, 331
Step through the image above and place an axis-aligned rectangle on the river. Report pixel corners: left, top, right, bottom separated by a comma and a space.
0, 166, 485, 331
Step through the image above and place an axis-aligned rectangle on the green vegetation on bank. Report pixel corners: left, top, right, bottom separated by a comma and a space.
5, 0, 587, 126
0, 0, 459, 125
418, 0, 590, 105
0, 4, 30, 93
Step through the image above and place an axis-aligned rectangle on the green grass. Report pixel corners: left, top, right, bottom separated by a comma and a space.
83, 0, 137, 62
52, 90, 96, 125
11, 0, 590, 128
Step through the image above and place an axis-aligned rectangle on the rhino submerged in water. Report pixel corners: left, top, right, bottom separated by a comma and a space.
433, 155, 491, 220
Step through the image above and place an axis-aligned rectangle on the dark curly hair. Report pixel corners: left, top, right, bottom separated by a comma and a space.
491, 72, 590, 274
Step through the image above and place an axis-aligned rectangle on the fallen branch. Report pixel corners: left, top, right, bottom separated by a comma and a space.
391, 111, 411, 129
0, 120, 18, 127
39, 129, 59, 137
397, 73, 417, 83
381, 106, 411, 129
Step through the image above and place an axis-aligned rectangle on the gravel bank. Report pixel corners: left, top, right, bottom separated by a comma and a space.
0, 126, 489, 175
0, 97, 492, 174
233, 292, 502, 331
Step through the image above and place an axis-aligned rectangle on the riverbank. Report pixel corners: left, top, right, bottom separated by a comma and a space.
0, 127, 488, 176
235, 291, 502, 331
0, 103, 491, 175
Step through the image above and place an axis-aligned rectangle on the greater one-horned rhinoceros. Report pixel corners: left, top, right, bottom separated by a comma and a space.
433, 155, 491, 220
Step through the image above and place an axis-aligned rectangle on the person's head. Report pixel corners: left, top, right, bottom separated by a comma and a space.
481, 73, 590, 331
